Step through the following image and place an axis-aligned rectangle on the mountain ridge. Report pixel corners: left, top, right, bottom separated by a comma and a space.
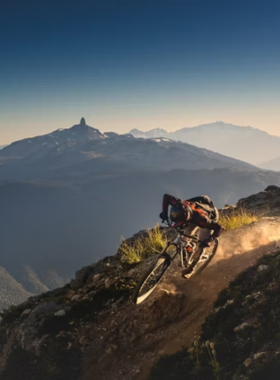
129, 121, 280, 167
0, 119, 257, 182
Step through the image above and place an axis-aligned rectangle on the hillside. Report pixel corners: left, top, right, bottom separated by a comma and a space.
1, 187, 280, 379
150, 250, 280, 380
130, 121, 280, 166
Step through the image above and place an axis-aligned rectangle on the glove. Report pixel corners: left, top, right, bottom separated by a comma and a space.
159, 211, 168, 222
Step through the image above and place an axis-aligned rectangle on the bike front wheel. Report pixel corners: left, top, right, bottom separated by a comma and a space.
132, 253, 171, 304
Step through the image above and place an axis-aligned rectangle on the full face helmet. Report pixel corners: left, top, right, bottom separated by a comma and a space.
170, 203, 192, 225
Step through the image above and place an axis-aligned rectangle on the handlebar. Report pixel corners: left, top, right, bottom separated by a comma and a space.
162, 220, 199, 242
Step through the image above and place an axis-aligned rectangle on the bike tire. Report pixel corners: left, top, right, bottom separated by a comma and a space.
188, 238, 219, 278
132, 253, 171, 304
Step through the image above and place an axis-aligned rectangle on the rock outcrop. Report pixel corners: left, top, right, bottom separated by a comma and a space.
219, 184, 280, 217
237, 184, 280, 216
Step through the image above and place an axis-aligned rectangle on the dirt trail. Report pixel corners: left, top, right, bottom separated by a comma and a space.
84, 218, 280, 380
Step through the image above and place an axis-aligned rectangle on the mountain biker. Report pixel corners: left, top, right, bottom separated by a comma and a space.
159, 194, 225, 278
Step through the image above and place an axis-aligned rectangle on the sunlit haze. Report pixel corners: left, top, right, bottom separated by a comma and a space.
1, 0, 280, 144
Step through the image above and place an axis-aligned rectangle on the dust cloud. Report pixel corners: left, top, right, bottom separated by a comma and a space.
217, 218, 280, 260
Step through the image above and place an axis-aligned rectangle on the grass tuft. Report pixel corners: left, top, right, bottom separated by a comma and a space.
219, 208, 258, 230
119, 225, 167, 265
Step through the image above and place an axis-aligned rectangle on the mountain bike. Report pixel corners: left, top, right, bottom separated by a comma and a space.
132, 222, 219, 304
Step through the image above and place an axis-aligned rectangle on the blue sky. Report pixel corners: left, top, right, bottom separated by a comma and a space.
1, 0, 280, 143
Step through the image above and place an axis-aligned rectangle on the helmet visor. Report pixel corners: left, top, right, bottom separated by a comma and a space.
170, 204, 185, 223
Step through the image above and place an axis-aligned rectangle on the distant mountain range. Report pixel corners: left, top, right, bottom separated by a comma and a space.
0, 118, 280, 308
261, 156, 280, 171
0, 120, 255, 182
130, 121, 280, 169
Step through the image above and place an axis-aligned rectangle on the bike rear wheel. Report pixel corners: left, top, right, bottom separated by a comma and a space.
132, 253, 171, 304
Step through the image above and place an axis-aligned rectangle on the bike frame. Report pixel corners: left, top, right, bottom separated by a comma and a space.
164, 227, 201, 269
162, 220, 217, 272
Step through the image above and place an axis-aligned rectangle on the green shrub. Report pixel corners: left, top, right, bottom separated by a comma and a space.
119, 225, 167, 265
219, 208, 258, 230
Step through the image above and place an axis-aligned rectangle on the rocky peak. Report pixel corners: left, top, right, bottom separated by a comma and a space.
69, 119, 105, 140
80, 117, 86, 127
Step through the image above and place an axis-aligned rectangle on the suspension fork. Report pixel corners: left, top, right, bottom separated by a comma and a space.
164, 241, 180, 262
166, 241, 185, 268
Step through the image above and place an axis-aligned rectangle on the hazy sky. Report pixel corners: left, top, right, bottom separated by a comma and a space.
1, 0, 280, 144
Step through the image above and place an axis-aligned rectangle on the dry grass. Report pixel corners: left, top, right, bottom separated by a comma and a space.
119, 225, 167, 265
219, 208, 258, 230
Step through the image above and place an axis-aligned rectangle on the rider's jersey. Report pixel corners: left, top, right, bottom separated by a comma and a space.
162, 194, 222, 238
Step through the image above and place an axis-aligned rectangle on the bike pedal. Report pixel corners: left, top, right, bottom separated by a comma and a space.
182, 273, 192, 279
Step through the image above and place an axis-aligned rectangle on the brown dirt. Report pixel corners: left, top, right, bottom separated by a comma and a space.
82, 218, 280, 380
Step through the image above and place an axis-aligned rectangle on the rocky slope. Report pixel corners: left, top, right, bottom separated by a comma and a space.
150, 248, 280, 380
1, 187, 280, 379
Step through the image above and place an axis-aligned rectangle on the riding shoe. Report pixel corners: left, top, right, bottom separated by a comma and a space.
182, 265, 194, 279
